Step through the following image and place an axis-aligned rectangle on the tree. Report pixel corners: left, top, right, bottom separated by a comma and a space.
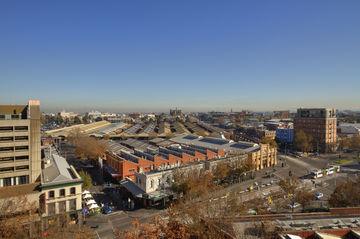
295, 188, 314, 210
0, 196, 37, 239
171, 169, 217, 200
73, 116, 82, 124
82, 114, 90, 124
116, 216, 190, 239
294, 130, 313, 153
213, 162, 230, 182
278, 177, 299, 196
261, 137, 277, 149
0, 196, 94, 239
55, 114, 64, 125
79, 171, 93, 190
350, 136, 360, 151
329, 177, 360, 207
68, 129, 108, 160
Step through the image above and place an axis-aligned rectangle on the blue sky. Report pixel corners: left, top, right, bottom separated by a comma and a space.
1, 1, 359, 112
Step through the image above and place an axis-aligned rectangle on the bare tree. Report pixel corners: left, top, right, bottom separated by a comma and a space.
68, 128, 108, 160
329, 176, 360, 207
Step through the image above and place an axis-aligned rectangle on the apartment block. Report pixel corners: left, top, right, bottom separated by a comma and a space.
294, 108, 337, 153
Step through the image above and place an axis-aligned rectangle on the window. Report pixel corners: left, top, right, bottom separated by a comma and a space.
70, 187, 76, 195
0, 126, 12, 131
59, 189, 65, 197
48, 190, 55, 199
69, 199, 77, 211
15, 136, 28, 141
0, 137, 13, 142
47, 203, 55, 215
15, 146, 28, 151
15, 155, 29, 161
3, 177, 12, 186
58, 201, 66, 213
14, 126, 28, 131
0, 167, 14, 173
0, 157, 14, 162
16, 165, 29, 171
150, 179, 154, 188
19, 175, 29, 185
0, 147, 13, 152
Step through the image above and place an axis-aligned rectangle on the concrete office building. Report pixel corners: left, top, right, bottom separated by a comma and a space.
0, 100, 41, 187
294, 108, 337, 153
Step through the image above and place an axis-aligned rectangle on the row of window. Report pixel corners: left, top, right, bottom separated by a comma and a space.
0, 146, 29, 152
0, 165, 29, 173
47, 199, 77, 215
0, 126, 28, 131
0, 136, 29, 142
1, 175, 29, 186
0, 155, 29, 162
48, 187, 76, 199
0, 114, 25, 120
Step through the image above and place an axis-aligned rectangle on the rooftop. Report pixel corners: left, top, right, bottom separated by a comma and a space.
0, 105, 27, 115
41, 147, 82, 187
170, 134, 259, 153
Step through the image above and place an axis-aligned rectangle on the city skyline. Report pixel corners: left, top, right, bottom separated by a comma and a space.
1, 1, 360, 112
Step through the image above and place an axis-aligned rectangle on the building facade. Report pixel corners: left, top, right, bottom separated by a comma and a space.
276, 127, 294, 144
248, 144, 277, 170
0, 100, 82, 222
294, 108, 337, 153
40, 149, 82, 219
0, 100, 41, 187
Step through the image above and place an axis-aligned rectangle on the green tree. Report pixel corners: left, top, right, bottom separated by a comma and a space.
79, 171, 93, 190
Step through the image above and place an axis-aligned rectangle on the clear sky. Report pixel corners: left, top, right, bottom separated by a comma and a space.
1, 1, 360, 113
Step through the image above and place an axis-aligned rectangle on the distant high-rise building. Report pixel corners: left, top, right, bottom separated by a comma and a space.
294, 108, 337, 153
0, 100, 41, 186
170, 108, 182, 117
273, 110, 290, 119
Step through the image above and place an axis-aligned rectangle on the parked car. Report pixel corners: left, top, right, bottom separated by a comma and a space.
247, 209, 257, 215
315, 192, 324, 200
102, 204, 114, 214
104, 183, 114, 189
288, 202, 301, 209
